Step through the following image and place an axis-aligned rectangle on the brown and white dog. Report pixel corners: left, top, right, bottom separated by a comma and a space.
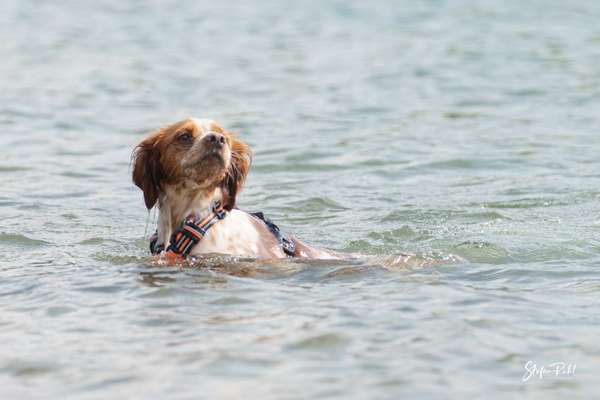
132, 118, 337, 260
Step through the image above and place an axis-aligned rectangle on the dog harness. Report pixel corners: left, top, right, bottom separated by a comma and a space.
149, 206, 296, 258
149, 203, 227, 258
249, 212, 296, 257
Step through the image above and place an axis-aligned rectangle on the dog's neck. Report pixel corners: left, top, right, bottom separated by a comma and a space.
156, 183, 223, 245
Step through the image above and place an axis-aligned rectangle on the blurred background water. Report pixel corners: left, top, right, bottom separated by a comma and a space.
1, 1, 600, 399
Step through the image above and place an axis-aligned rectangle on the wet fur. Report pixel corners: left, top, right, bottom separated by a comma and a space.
132, 118, 336, 260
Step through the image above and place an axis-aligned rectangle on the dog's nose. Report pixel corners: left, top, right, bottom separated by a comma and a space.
205, 133, 226, 146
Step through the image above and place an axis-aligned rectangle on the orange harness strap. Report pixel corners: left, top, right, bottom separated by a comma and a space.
152, 206, 227, 259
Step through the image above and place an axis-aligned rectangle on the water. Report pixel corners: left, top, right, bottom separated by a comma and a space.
1, 1, 600, 398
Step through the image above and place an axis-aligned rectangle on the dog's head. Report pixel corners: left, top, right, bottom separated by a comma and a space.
132, 118, 251, 210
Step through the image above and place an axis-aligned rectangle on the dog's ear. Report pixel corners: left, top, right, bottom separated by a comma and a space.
221, 134, 252, 210
132, 132, 164, 209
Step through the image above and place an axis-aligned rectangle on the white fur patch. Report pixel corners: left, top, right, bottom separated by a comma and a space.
191, 209, 283, 257
190, 118, 218, 136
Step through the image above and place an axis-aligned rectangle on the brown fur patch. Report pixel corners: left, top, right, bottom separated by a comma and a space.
131, 118, 252, 210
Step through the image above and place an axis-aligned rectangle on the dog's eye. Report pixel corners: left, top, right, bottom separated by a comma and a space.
177, 132, 193, 143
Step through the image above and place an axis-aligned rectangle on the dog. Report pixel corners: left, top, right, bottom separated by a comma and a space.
132, 118, 338, 261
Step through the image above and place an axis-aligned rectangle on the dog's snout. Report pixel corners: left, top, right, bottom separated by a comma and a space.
205, 133, 226, 146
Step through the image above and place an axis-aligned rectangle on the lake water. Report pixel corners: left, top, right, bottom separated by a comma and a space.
1, 1, 599, 399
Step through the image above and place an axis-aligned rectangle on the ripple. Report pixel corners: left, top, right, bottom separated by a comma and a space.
367, 226, 422, 243
209, 296, 253, 305
61, 212, 80, 220
134, 316, 185, 327
79, 376, 138, 392
0, 165, 33, 172
93, 253, 147, 265
379, 253, 465, 269
465, 211, 509, 221
284, 150, 338, 162
321, 265, 372, 279
253, 162, 347, 172
0, 200, 20, 207
484, 198, 567, 209
0, 283, 39, 297
451, 241, 512, 263
2, 360, 57, 377
46, 305, 76, 317
59, 170, 99, 178
380, 209, 453, 223
28, 191, 94, 199
507, 88, 546, 97
76, 284, 127, 294
443, 111, 485, 119
288, 333, 351, 350
0, 232, 49, 247
417, 158, 524, 171
287, 197, 348, 212
382, 209, 509, 224
79, 237, 119, 245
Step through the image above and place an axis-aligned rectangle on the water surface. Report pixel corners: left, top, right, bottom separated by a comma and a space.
1, 1, 600, 399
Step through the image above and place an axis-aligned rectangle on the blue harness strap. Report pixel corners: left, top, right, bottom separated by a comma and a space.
249, 212, 297, 257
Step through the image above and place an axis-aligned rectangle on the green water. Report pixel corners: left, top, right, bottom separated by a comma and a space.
1, 1, 599, 399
